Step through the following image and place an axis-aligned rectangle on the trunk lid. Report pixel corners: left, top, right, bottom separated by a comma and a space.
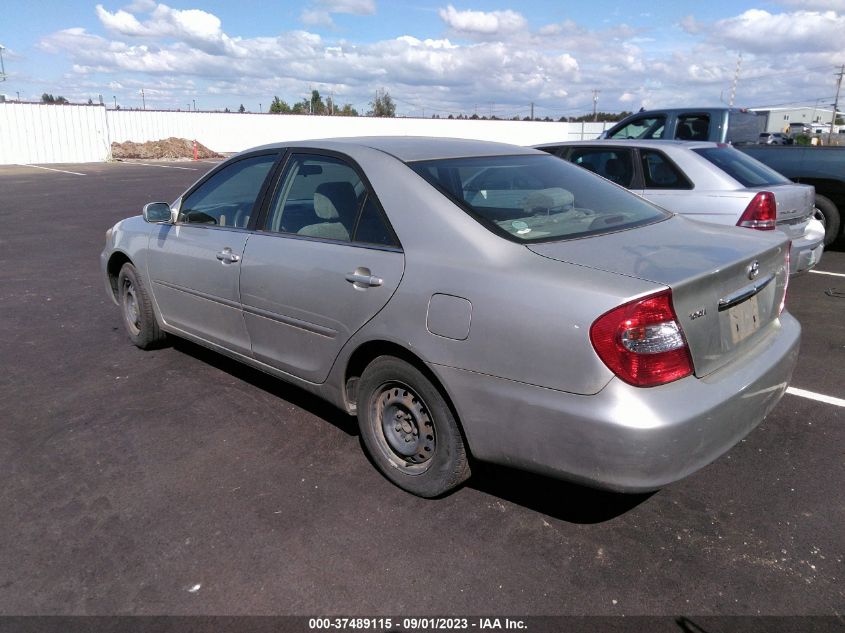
754, 183, 814, 241
528, 215, 790, 377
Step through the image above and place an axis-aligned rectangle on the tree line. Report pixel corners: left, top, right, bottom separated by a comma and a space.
265, 88, 395, 117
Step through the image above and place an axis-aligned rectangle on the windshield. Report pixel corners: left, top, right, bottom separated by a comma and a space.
692, 147, 791, 187
410, 154, 669, 243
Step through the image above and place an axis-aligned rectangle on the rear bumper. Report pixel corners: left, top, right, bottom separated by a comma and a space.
787, 217, 824, 275
433, 312, 800, 492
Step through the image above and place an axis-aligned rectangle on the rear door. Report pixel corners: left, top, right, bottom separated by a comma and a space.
239, 152, 405, 383
147, 152, 279, 354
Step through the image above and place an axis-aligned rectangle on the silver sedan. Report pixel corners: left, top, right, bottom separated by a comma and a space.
534, 140, 824, 276
102, 137, 800, 498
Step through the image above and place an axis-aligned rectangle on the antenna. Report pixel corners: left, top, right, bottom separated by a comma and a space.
830, 64, 844, 143
0, 44, 8, 82
728, 54, 743, 107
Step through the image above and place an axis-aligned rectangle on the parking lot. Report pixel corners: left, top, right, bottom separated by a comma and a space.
0, 160, 843, 619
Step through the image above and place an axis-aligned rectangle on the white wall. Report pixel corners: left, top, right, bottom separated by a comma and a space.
0, 103, 610, 165
0, 103, 111, 164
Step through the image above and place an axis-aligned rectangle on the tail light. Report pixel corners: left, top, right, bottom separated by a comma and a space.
737, 192, 776, 230
780, 243, 790, 314
590, 290, 693, 387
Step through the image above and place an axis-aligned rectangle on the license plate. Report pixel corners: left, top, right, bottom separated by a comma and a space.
728, 294, 760, 344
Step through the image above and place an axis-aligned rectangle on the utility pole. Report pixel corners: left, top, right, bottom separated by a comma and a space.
729, 54, 743, 107
530, 102, 534, 120
113, 95, 117, 109
829, 64, 844, 143
140, 88, 145, 110
592, 89, 600, 121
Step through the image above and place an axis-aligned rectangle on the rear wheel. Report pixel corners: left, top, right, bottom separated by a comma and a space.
117, 263, 166, 349
357, 356, 470, 497
814, 194, 841, 247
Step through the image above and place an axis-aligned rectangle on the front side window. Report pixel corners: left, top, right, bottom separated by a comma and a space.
265, 154, 397, 246
568, 148, 635, 187
640, 150, 693, 190
608, 115, 666, 140
410, 154, 669, 243
179, 154, 277, 227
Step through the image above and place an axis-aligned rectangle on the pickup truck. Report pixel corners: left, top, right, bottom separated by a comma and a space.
602, 108, 844, 245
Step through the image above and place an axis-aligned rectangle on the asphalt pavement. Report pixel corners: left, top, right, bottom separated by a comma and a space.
0, 160, 842, 620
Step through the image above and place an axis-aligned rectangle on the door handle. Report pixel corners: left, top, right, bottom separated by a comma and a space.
216, 248, 241, 264
345, 268, 383, 288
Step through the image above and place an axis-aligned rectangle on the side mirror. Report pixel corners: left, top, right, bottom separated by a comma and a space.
143, 202, 173, 223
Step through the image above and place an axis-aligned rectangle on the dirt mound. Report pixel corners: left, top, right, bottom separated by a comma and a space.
111, 137, 222, 160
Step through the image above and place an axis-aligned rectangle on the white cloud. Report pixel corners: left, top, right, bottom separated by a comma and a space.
301, 9, 336, 28
123, 0, 156, 12
679, 15, 702, 34
438, 5, 527, 36
316, 0, 376, 14
775, 0, 845, 10
711, 9, 845, 54
96, 3, 245, 55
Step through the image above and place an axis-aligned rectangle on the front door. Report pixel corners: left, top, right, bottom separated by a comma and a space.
147, 153, 278, 354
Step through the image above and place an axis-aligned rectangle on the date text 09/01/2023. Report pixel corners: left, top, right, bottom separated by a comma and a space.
308, 617, 528, 630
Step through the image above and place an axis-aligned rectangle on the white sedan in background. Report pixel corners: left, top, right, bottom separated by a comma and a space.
535, 140, 824, 275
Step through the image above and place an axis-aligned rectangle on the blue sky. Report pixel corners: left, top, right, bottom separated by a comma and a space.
1, 0, 843, 117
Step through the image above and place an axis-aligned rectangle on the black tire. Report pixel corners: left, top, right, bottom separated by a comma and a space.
357, 356, 470, 497
814, 194, 841, 247
117, 262, 166, 349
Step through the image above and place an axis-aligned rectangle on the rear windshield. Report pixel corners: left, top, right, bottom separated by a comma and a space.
692, 147, 791, 187
409, 154, 669, 243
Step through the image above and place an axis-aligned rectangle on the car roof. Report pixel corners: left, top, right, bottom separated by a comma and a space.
533, 139, 724, 151
247, 136, 542, 162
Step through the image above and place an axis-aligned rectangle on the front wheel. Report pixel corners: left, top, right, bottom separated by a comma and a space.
814, 194, 841, 247
357, 356, 470, 497
117, 263, 167, 349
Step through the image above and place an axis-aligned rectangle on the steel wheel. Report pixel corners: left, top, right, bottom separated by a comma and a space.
121, 277, 142, 337
116, 262, 166, 349
372, 381, 436, 473
357, 356, 470, 497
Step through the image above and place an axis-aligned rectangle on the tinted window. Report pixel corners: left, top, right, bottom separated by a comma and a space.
266, 154, 363, 242
179, 154, 276, 227
354, 196, 397, 246
264, 154, 398, 247
568, 148, 635, 187
675, 114, 710, 141
608, 115, 665, 140
640, 150, 693, 190
692, 147, 791, 187
410, 154, 669, 243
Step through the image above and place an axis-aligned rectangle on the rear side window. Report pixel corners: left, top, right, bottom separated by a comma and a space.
568, 148, 635, 187
675, 114, 710, 141
607, 115, 666, 140
640, 150, 693, 190
410, 154, 668, 243
692, 147, 791, 187
264, 153, 398, 247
